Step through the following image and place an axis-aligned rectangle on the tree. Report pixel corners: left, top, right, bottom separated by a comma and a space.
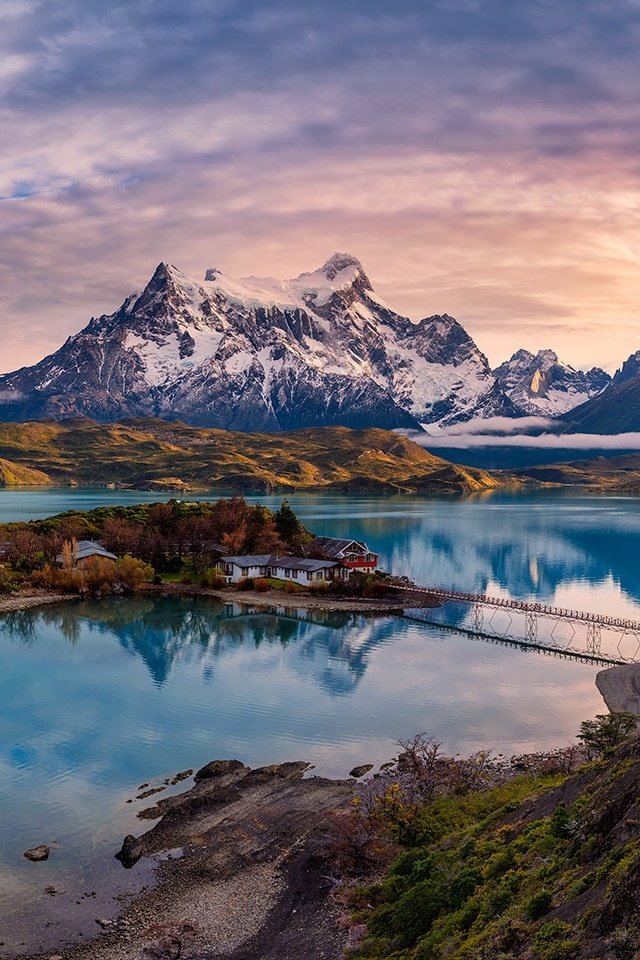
60, 539, 76, 570
577, 712, 638, 758
274, 500, 302, 546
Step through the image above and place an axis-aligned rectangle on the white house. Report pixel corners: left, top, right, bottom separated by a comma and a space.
267, 557, 346, 583
219, 555, 271, 583
218, 554, 346, 585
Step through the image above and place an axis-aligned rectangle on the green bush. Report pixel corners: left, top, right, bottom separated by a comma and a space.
577, 713, 638, 758
526, 889, 553, 920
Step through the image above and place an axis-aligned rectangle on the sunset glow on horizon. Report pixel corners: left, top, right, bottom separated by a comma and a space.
2, 0, 640, 374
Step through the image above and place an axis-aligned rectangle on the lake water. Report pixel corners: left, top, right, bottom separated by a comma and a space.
1, 488, 639, 953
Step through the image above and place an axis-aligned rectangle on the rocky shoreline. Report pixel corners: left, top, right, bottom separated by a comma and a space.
140, 581, 437, 614
22, 760, 353, 960
0, 589, 72, 615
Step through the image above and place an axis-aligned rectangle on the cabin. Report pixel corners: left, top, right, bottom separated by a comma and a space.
267, 557, 346, 583
218, 554, 347, 585
305, 536, 380, 573
219, 555, 271, 583
57, 540, 118, 568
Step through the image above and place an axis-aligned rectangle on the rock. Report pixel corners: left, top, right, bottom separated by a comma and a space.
193, 758, 245, 783
136, 786, 166, 800
95, 916, 114, 928
170, 768, 193, 785
115, 834, 143, 869
24, 844, 50, 861
596, 663, 640, 715
349, 764, 374, 779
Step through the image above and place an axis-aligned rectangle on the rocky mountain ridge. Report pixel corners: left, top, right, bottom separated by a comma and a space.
0, 254, 612, 431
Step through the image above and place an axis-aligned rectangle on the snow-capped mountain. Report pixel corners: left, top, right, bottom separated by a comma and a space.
560, 349, 640, 434
0, 254, 611, 432
492, 349, 610, 418
0, 254, 495, 431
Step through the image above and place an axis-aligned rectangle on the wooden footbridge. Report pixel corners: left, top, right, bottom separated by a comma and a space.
390, 584, 640, 666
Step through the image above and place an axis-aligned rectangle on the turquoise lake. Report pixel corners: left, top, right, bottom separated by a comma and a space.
1, 488, 639, 952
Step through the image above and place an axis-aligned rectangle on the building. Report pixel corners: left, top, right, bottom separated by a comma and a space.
57, 540, 118, 568
218, 555, 271, 583
267, 557, 347, 584
218, 554, 347, 585
305, 537, 380, 573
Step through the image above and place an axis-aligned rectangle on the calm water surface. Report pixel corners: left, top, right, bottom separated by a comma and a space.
0, 488, 638, 952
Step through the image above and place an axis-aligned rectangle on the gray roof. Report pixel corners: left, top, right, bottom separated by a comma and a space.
269, 557, 341, 572
224, 555, 271, 568
306, 536, 370, 559
56, 540, 118, 563
223, 555, 341, 572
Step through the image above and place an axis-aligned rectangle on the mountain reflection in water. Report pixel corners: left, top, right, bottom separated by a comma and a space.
4, 597, 392, 694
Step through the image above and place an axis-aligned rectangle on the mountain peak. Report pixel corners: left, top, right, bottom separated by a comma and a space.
536, 348, 559, 364
320, 252, 364, 279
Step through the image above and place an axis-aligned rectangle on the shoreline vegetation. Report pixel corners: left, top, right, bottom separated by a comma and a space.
0, 496, 437, 611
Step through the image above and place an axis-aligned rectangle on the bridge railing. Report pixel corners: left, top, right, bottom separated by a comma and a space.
390, 585, 640, 632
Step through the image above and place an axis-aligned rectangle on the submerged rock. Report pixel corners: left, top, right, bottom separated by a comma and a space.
24, 844, 50, 862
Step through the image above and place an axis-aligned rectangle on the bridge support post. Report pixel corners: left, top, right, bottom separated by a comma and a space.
525, 611, 537, 644
471, 603, 484, 633
586, 622, 602, 656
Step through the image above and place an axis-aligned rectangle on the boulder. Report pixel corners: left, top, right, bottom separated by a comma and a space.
24, 844, 50, 862
193, 758, 245, 783
349, 764, 374, 779
115, 834, 143, 869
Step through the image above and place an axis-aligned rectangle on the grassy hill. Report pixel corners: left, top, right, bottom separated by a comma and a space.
0, 457, 53, 487
515, 453, 640, 493
346, 730, 640, 959
0, 418, 502, 494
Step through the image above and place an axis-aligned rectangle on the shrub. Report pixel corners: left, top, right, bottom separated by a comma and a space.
388, 878, 448, 946
533, 920, 580, 959
309, 580, 330, 594
0, 568, 18, 594
253, 577, 271, 592
115, 555, 154, 588
237, 578, 254, 591
526, 889, 553, 920
200, 568, 226, 589
577, 713, 638, 758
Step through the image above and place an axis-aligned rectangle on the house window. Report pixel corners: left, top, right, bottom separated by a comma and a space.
291, 569, 298, 578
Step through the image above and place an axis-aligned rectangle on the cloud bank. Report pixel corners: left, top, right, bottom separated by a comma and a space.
408, 426, 640, 451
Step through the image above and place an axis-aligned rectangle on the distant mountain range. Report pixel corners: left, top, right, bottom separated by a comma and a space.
0, 252, 634, 433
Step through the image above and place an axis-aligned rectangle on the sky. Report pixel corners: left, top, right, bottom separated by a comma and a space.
2, 0, 640, 374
